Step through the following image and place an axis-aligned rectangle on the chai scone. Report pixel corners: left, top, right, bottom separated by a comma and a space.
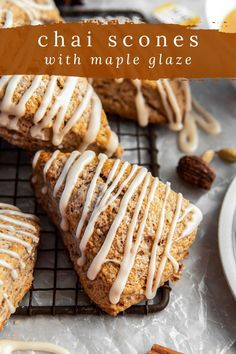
0, 76, 122, 157
0, 0, 61, 27
92, 79, 187, 130
0, 203, 40, 330
93, 78, 221, 153
32, 150, 202, 315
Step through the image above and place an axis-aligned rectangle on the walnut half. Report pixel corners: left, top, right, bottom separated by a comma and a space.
177, 155, 216, 190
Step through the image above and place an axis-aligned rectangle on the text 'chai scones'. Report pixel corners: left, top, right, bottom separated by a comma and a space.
0, 0, 61, 28
32, 150, 202, 315
0, 203, 40, 330
0, 76, 121, 157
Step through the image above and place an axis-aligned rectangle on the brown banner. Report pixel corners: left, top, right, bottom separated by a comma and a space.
0, 22, 236, 78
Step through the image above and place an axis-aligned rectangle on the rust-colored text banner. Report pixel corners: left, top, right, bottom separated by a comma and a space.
0, 22, 236, 78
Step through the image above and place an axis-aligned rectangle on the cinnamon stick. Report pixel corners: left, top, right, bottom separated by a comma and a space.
148, 344, 183, 354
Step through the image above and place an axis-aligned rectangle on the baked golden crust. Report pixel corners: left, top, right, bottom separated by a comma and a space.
32, 150, 202, 315
92, 79, 186, 126
0, 203, 40, 330
0, 0, 61, 27
0, 75, 122, 157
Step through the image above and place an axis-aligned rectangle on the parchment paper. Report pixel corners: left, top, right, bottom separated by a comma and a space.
1, 0, 236, 352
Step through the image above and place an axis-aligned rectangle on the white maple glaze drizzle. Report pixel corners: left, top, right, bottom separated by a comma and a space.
75, 153, 108, 239
0, 203, 19, 211
156, 80, 174, 127
0, 203, 39, 313
0, 248, 25, 269
179, 111, 198, 153
0, 214, 37, 232
41, 150, 60, 194
0, 224, 38, 243
0, 75, 118, 154
145, 182, 171, 299
59, 150, 96, 231
52, 84, 93, 146
109, 173, 157, 304
0, 340, 69, 354
116, 78, 184, 129
150, 193, 183, 295
78, 93, 102, 152
87, 166, 148, 281
32, 150, 43, 169
162, 79, 183, 131
131, 79, 149, 127
30, 77, 86, 145
43, 150, 60, 180
106, 131, 119, 157
0, 232, 32, 252
35, 151, 202, 303
179, 80, 221, 153
179, 80, 198, 153
192, 97, 221, 135
17, 76, 43, 116
177, 204, 203, 240
2, 10, 14, 28
0, 259, 18, 280
77, 161, 138, 266
0, 209, 38, 221
53, 151, 80, 197
114, 78, 220, 153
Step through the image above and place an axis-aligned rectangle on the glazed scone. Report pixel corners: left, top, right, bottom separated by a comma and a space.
32, 150, 202, 315
0, 75, 122, 157
0, 203, 40, 330
0, 2, 121, 156
0, 0, 61, 27
92, 78, 188, 130
93, 77, 221, 154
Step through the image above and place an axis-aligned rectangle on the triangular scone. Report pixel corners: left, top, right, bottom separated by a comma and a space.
32, 150, 202, 315
0, 3, 121, 156
0, 0, 61, 27
92, 78, 188, 130
0, 75, 122, 157
0, 203, 40, 330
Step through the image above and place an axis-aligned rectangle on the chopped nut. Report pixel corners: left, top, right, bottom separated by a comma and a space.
217, 148, 236, 163
177, 155, 216, 190
201, 149, 215, 163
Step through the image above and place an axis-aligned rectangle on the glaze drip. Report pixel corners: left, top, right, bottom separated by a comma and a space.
115, 78, 221, 153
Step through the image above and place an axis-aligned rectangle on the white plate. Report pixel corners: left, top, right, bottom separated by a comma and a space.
218, 176, 236, 300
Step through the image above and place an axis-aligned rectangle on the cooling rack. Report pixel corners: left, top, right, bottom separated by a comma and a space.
0, 9, 171, 317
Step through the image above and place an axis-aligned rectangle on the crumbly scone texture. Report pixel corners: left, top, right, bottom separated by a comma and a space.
92, 79, 186, 125
32, 151, 199, 316
0, 75, 122, 157
0, 205, 40, 331
0, 0, 61, 27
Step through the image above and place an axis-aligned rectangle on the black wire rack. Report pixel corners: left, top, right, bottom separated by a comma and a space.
0, 115, 171, 316
0, 9, 171, 317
